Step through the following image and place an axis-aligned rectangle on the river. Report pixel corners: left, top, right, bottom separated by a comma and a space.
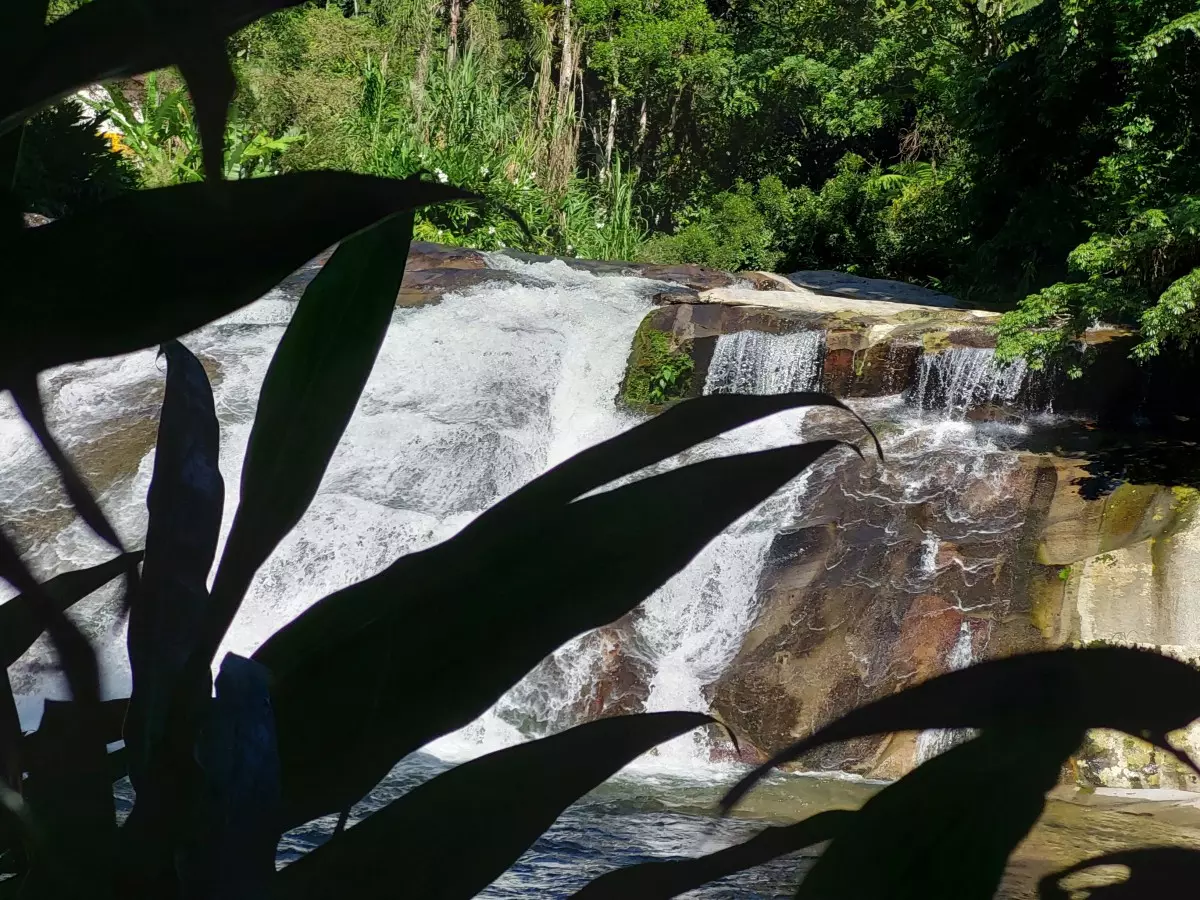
4, 253, 1198, 896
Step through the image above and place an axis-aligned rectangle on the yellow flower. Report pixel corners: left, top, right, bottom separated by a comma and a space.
101, 131, 129, 154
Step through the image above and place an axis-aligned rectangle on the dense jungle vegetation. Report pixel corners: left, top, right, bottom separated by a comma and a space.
23, 0, 1200, 369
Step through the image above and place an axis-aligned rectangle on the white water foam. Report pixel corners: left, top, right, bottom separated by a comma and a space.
913, 347, 1027, 416
704, 329, 825, 396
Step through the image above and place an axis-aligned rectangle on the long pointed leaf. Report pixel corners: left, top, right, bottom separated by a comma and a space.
260, 437, 855, 828
21, 699, 116, 897
126, 340, 223, 791
277, 713, 714, 900
11, 375, 126, 552
474, 392, 879, 536
177, 654, 279, 900
0, 0, 306, 133
0, 529, 100, 706
0, 552, 140, 669
202, 211, 416, 669
568, 809, 852, 900
720, 647, 1200, 814
1, 174, 470, 381
176, 44, 236, 183
794, 727, 1082, 900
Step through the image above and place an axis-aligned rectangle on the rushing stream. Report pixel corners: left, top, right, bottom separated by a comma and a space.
0, 254, 1172, 896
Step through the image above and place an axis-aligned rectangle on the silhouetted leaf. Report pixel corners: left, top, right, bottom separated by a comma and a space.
203, 211, 417, 668
259, 433, 856, 828
10, 374, 127, 555
0, 528, 102, 706
175, 43, 236, 183
21, 699, 116, 896
0, 551, 141, 669
178, 654, 279, 900
126, 340, 223, 792
569, 809, 853, 900
0, 0, 306, 133
721, 647, 1200, 813
262, 391, 870, 672
482, 392, 880, 533
0, 174, 471, 382
0, 675, 20, 794
277, 713, 715, 900
23, 698, 128, 765
796, 726, 1082, 900
1038, 848, 1200, 899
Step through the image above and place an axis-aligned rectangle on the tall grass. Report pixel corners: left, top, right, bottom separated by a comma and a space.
337, 49, 646, 259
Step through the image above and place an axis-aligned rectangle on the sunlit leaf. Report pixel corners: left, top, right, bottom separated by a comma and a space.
277, 713, 714, 900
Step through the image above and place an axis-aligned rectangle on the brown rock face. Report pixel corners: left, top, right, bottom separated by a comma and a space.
710, 447, 1060, 776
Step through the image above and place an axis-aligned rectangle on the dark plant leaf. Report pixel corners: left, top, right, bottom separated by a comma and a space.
23, 698, 128, 765
0, 528, 101, 706
261, 391, 871, 674
177, 654, 279, 900
126, 340, 223, 791
0, 173, 472, 382
0, 551, 141, 669
569, 809, 853, 900
721, 647, 1200, 813
1038, 848, 1200, 899
260, 436, 855, 828
10, 374, 127, 554
202, 211, 416, 669
0, 0, 306, 133
0, 675, 20, 793
795, 726, 1082, 900
21, 699, 116, 896
473, 392, 880, 538
175, 44, 236, 183
276, 713, 715, 900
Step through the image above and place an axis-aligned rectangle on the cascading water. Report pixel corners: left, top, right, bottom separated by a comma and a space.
913, 347, 1028, 416
704, 329, 825, 396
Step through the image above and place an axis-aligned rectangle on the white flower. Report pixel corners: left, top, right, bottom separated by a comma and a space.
488, 226, 496, 235
480, 165, 490, 176
596, 222, 605, 229
435, 168, 449, 183
529, 171, 537, 180
498, 241, 506, 248
567, 244, 574, 252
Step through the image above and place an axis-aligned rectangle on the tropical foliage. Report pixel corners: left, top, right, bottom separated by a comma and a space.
6, 1, 1200, 898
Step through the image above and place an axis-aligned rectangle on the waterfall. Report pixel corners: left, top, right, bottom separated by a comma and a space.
913, 347, 1028, 416
704, 329, 825, 395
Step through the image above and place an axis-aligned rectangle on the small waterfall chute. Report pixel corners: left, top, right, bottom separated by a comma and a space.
704, 329, 825, 396
912, 347, 1028, 416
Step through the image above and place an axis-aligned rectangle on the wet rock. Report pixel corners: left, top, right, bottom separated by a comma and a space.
710, 452, 1059, 777
22, 213, 52, 228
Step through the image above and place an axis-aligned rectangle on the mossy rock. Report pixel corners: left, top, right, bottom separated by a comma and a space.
620, 317, 696, 413
921, 331, 952, 353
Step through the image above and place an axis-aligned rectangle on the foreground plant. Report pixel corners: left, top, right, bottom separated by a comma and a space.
2, 2, 1200, 899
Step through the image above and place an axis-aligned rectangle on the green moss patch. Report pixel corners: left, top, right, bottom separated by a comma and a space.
621, 319, 696, 412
